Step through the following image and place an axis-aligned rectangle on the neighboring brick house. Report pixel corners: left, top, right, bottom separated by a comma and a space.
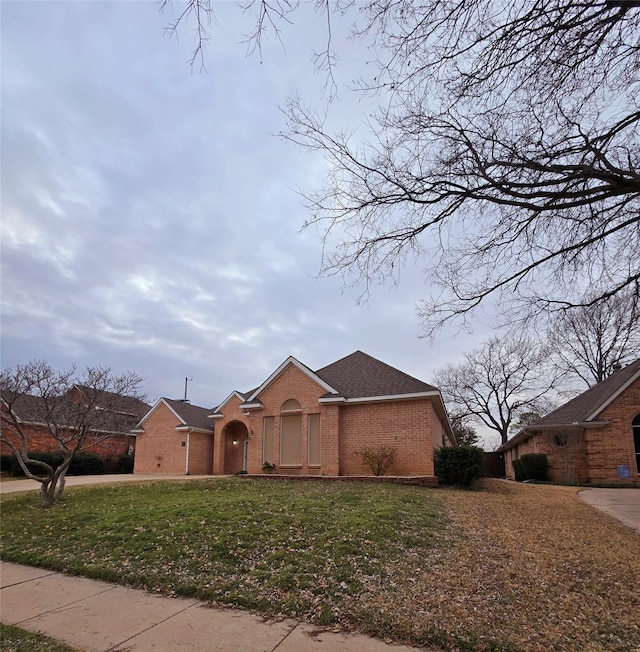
0, 385, 148, 459
133, 398, 213, 475
208, 350, 454, 478
500, 358, 640, 484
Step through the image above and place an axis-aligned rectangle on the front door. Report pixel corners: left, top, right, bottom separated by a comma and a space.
242, 438, 249, 472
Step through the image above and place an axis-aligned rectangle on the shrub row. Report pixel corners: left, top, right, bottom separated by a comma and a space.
0, 452, 134, 477
512, 453, 548, 481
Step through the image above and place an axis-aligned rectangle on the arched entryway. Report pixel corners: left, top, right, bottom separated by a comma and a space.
222, 420, 249, 475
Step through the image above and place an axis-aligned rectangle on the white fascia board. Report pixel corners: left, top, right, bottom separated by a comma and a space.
175, 426, 212, 434
585, 369, 640, 421
318, 396, 346, 404
209, 413, 224, 419
214, 390, 247, 414
246, 356, 339, 403
336, 390, 441, 404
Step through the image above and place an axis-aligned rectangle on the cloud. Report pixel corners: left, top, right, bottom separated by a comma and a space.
1, 1, 487, 417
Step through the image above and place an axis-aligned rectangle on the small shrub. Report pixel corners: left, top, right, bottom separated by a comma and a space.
434, 445, 484, 486
262, 461, 276, 473
519, 453, 548, 481
357, 445, 398, 476
116, 453, 135, 474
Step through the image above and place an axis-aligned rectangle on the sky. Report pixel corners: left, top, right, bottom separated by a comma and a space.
1, 1, 493, 432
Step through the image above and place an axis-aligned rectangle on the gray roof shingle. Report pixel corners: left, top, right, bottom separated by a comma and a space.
314, 350, 437, 399
534, 358, 640, 427
162, 398, 213, 431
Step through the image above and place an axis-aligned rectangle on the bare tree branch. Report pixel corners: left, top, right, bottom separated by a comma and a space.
1, 361, 145, 507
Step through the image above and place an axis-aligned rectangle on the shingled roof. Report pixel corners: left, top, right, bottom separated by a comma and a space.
1, 389, 149, 434
500, 357, 640, 450
315, 350, 438, 399
1, 392, 50, 424
137, 398, 213, 432
73, 385, 149, 418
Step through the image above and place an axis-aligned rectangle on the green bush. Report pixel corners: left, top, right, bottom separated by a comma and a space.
512, 458, 525, 482
68, 452, 105, 475
519, 453, 548, 481
0, 454, 14, 474
116, 453, 135, 474
434, 445, 485, 486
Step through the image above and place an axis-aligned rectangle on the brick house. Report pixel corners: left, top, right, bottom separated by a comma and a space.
1, 385, 148, 460
133, 398, 213, 474
139, 350, 452, 479
500, 358, 640, 484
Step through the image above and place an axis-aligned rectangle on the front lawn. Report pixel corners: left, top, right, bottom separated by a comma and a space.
1, 478, 638, 651
0, 623, 79, 652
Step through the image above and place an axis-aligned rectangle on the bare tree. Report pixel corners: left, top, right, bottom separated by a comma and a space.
448, 411, 480, 447
1, 361, 145, 507
549, 288, 640, 388
161, 0, 640, 333
435, 335, 558, 445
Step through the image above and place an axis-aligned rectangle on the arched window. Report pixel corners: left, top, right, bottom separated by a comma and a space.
280, 399, 302, 465
633, 414, 640, 474
281, 399, 302, 413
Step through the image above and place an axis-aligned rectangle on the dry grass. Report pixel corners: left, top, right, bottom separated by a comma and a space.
371, 480, 640, 651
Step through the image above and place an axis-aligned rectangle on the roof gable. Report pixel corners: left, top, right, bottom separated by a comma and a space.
212, 390, 250, 415
139, 398, 212, 431
534, 358, 640, 428
315, 350, 438, 399
243, 356, 339, 404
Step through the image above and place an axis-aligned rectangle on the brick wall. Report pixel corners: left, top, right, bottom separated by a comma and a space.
187, 431, 213, 474
133, 405, 186, 474
1, 420, 135, 459
584, 378, 640, 484
338, 399, 436, 476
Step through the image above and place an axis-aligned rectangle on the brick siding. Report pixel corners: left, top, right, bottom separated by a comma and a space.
1, 420, 135, 460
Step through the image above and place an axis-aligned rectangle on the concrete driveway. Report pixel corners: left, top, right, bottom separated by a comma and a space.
579, 488, 640, 534
0, 474, 213, 495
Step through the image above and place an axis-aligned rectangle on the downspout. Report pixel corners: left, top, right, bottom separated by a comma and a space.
185, 429, 191, 475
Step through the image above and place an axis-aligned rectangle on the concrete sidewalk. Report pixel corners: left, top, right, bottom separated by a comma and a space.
0, 561, 426, 652
579, 488, 640, 534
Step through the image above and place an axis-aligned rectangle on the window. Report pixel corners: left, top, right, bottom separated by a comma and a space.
281, 399, 302, 413
553, 433, 568, 447
633, 414, 640, 474
263, 416, 274, 464
308, 413, 320, 466
280, 399, 302, 466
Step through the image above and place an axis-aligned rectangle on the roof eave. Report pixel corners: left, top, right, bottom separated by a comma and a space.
175, 426, 213, 434
320, 390, 440, 404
